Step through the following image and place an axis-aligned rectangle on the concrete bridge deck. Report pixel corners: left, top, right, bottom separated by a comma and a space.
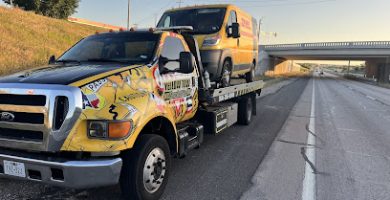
259, 41, 390, 83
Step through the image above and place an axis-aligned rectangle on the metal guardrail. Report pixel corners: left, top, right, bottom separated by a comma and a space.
263, 41, 390, 50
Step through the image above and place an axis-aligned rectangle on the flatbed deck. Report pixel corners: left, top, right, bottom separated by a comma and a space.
210, 80, 264, 104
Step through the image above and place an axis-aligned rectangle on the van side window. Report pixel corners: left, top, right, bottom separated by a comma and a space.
227, 10, 237, 26
227, 10, 237, 35
161, 37, 185, 71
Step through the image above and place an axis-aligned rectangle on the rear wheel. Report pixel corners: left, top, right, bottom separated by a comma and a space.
245, 63, 256, 83
120, 134, 171, 200
238, 96, 253, 125
221, 60, 232, 87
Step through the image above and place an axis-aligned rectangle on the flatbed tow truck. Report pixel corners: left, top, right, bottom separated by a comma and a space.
0, 27, 263, 200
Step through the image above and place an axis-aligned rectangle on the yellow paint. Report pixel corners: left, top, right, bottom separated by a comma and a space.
61, 32, 199, 153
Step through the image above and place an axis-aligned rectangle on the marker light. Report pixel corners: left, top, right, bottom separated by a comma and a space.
203, 35, 221, 46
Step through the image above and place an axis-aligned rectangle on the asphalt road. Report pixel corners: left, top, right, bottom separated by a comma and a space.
241, 73, 390, 200
0, 78, 308, 200
315, 74, 390, 200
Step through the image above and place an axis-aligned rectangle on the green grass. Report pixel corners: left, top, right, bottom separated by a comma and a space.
0, 6, 105, 76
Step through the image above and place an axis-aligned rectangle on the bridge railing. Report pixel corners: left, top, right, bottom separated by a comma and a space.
263, 41, 390, 50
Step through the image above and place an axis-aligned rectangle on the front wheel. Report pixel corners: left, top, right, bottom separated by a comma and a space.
120, 134, 171, 200
221, 60, 232, 87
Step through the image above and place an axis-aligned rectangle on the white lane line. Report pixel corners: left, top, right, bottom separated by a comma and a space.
302, 78, 316, 200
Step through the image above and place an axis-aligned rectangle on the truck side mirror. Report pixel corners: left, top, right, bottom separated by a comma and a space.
49, 55, 56, 64
158, 56, 169, 73
231, 22, 240, 39
179, 52, 194, 74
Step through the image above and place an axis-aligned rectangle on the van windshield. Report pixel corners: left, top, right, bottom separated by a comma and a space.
157, 8, 227, 34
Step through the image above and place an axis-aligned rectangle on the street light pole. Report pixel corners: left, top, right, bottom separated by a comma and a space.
127, 0, 131, 30
257, 17, 263, 45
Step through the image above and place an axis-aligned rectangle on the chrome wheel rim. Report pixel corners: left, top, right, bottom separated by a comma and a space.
143, 147, 166, 194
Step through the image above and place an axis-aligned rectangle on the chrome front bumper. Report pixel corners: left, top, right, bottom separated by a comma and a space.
0, 153, 122, 189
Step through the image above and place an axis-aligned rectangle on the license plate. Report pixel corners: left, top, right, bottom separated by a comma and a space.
3, 160, 26, 178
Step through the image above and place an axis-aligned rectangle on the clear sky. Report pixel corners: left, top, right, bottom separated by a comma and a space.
66, 0, 390, 45
1, 0, 389, 45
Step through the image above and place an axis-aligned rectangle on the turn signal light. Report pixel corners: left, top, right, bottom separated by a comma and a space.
109, 121, 132, 139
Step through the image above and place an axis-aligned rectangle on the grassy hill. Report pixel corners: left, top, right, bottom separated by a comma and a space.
0, 6, 105, 76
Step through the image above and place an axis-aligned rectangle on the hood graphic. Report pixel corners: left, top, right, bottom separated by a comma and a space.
0, 63, 136, 85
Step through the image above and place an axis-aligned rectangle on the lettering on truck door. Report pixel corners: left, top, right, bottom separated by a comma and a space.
158, 35, 199, 123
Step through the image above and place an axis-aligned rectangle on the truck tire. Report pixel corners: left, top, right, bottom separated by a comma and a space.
245, 63, 255, 83
221, 60, 232, 87
238, 96, 253, 125
120, 134, 171, 200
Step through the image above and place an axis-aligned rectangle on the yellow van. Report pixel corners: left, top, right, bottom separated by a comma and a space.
157, 4, 259, 87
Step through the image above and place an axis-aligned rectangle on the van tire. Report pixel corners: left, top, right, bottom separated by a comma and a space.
245, 63, 256, 83
120, 134, 171, 200
221, 60, 232, 87
238, 96, 253, 125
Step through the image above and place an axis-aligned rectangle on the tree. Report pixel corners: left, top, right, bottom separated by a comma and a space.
3, 0, 40, 10
3, 0, 79, 19
39, 0, 79, 19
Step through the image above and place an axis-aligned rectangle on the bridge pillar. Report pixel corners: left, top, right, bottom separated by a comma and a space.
365, 59, 379, 80
378, 57, 390, 84
366, 58, 390, 84
257, 49, 272, 75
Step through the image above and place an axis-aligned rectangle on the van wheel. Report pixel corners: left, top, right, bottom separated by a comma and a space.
245, 63, 256, 83
238, 96, 253, 125
120, 134, 171, 200
221, 60, 232, 87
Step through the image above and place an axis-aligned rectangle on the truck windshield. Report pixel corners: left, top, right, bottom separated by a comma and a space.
58, 32, 159, 64
157, 8, 226, 34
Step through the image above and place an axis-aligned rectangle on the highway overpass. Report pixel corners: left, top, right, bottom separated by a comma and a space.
258, 41, 390, 83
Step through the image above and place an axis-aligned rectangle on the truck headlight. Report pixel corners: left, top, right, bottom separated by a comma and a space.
203, 35, 221, 46
88, 121, 132, 139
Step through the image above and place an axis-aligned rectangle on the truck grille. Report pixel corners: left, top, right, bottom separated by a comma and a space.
0, 128, 44, 142
2, 112, 45, 124
0, 84, 82, 152
53, 96, 69, 130
0, 94, 46, 106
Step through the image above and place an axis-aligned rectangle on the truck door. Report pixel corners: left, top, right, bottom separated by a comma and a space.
159, 36, 199, 123
226, 10, 240, 68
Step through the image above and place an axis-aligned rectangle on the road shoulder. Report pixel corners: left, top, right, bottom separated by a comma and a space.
241, 78, 313, 200
260, 78, 298, 98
